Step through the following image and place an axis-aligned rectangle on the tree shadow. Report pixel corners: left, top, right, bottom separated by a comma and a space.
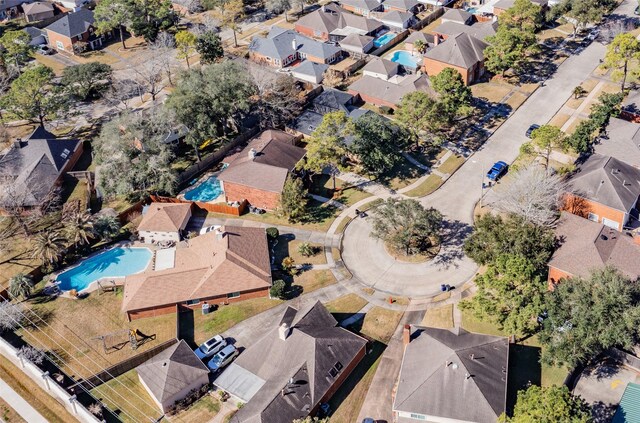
506, 343, 542, 415
431, 219, 473, 269
176, 306, 196, 349
591, 401, 618, 423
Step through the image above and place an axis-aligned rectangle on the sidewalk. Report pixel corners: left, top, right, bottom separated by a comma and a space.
0, 378, 47, 423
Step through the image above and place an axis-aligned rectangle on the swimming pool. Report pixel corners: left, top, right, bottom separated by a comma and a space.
465, 7, 478, 13
374, 32, 395, 48
184, 175, 224, 202
389, 50, 422, 68
56, 247, 152, 292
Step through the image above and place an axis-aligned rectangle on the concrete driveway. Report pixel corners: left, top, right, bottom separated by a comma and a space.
340, 0, 635, 297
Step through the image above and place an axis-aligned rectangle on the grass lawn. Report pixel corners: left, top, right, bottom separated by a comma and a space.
471, 82, 513, 103
324, 294, 368, 318
379, 159, 423, 191
309, 175, 373, 207
273, 237, 326, 265
548, 112, 571, 129
293, 269, 337, 294
505, 92, 528, 110
189, 297, 283, 345
358, 307, 403, 344
404, 174, 444, 197
20, 290, 177, 379
172, 392, 222, 421
437, 155, 465, 175
460, 308, 568, 388
90, 369, 161, 423
328, 341, 385, 423
0, 355, 76, 423
335, 216, 352, 234
564, 117, 587, 135
207, 199, 340, 232
35, 54, 68, 76
0, 397, 25, 423
422, 304, 454, 329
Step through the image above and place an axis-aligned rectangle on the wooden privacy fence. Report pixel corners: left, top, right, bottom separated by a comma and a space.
412, 7, 446, 31
149, 194, 248, 216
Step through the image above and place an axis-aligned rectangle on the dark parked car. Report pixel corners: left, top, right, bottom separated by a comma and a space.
525, 124, 540, 138
487, 161, 508, 181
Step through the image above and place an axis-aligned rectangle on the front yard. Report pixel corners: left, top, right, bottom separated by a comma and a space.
309, 175, 372, 207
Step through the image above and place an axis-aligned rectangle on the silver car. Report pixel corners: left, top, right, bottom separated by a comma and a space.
194, 335, 227, 360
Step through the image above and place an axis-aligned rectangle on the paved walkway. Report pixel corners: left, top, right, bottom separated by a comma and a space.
561, 80, 606, 132
0, 378, 47, 423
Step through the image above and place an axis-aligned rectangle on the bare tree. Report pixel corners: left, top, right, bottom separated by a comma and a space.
18, 345, 45, 365
131, 53, 167, 103
105, 78, 143, 110
0, 301, 23, 332
0, 179, 60, 236
149, 32, 178, 86
495, 165, 569, 227
600, 19, 635, 44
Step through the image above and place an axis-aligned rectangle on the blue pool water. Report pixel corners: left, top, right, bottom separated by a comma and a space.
56, 247, 152, 291
466, 7, 478, 13
374, 32, 395, 48
184, 175, 224, 202
389, 50, 421, 68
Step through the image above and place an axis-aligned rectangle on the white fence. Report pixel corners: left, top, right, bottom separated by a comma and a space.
0, 336, 101, 423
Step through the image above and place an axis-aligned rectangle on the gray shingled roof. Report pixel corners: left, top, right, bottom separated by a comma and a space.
425, 32, 487, 68
549, 212, 640, 280
595, 118, 640, 168
348, 73, 434, 105
434, 20, 497, 41
296, 3, 382, 35
339, 33, 374, 50
623, 89, 640, 115
314, 88, 354, 112
363, 57, 399, 77
45, 8, 95, 38
0, 126, 81, 206
570, 153, 640, 212
136, 340, 210, 405
493, 0, 547, 10
340, 0, 383, 11
249, 29, 341, 61
405, 30, 434, 44
383, 0, 420, 11
220, 301, 368, 423
394, 327, 509, 422
378, 10, 413, 25
291, 60, 329, 80
22, 1, 53, 14
441, 7, 472, 24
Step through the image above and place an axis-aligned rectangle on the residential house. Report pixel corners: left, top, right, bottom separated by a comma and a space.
45, 8, 106, 54
547, 212, 640, 286
493, 0, 548, 15
424, 32, 488, 85
23, 26, 47, 46
440, 7, 473, 25
137, 202, 192, 244
122, 226, 272, 320
339, 0, 384, 16
432, 19, 497, 42
378, 10, 414, 29
136, 340, 210, 413
0, 126, 82, 210
290, 60, 329, 83
290, 88, 373, 136
362, 57, 400, 80
564, 154, 640, 231
0, 0, 30, 20
339, 33, 375, 58
217, 130, 306, 210
404, 31, 432, 52
22, 1, 53, 22
249, 27, 342, 68
295, 3, 384, 42
394, 325, 509, 423
595, 117, 640, 168
215, 301, 368, 423
348, 72, 434, 108
621, 89, 640, 123
612, 383, 640, 423
383, 0, 421, 13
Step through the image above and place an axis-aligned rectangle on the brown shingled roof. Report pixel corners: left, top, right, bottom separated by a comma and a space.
122, 226, 272, 313
549, 212, 640, 280
138, 203, 192, 233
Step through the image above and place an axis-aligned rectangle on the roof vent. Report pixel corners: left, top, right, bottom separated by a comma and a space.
12, 139, 21, 148
248, 148, 257, 159
600, 234, 608, 241
445, 360, 452, 367
465, 373, 471, 379
451, 363, 458, 370
469, 353, 475, 360
278, 322, 291, 340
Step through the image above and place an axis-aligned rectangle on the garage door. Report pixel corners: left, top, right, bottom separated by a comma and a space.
602, 218, 619, 230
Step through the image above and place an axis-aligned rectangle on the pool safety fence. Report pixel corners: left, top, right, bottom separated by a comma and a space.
412, 6, 446, 31
150, 194, 248, 216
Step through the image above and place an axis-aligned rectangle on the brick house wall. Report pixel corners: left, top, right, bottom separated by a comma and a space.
127, 286, 270, 321
547, 266, 572, 289
423, 58, 480, 85
563, 193, 629, 231
295, 24, 329, 41
347, 89, 398, 109
223, 181, 281, 210
46, 30, 74, 53
25, 10, 55, 22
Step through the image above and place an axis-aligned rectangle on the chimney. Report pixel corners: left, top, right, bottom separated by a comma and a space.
402, 324, 411, 348
292, 38, 297, 51
215, 227, 226, 241
278, 323, 291, 340
434, 36, 440, 45
321, 4, 326, 12
12, 139, 21, 148
248, 148, 257, 159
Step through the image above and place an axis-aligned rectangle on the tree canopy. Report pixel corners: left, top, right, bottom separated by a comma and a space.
431, 67, 473, 124
278, 177, 308, 222
539, 267, 640, 367
501, 385, 591, 423
303, 111, 353, 174
370, 198, 442, 256
0, 30, 32, 71
522, 125, 566, 170
257, 75, 305, 129
196, 31, 224, 64
395, 91, 445, 146
61, 62, 113, 101
350, 113, 407, 177
604, 33, 640, 92
175, 30, 197, 68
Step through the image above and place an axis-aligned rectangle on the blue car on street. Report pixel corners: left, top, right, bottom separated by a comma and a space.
487, 161, 508, 181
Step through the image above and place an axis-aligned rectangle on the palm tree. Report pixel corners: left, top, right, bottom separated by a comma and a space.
32, 230, 66, 266
93, 215, 121, 242
414, 40, 427, 55
572, 86, 586, 99
64, 211, 95, 248
9, 273, 33, 300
